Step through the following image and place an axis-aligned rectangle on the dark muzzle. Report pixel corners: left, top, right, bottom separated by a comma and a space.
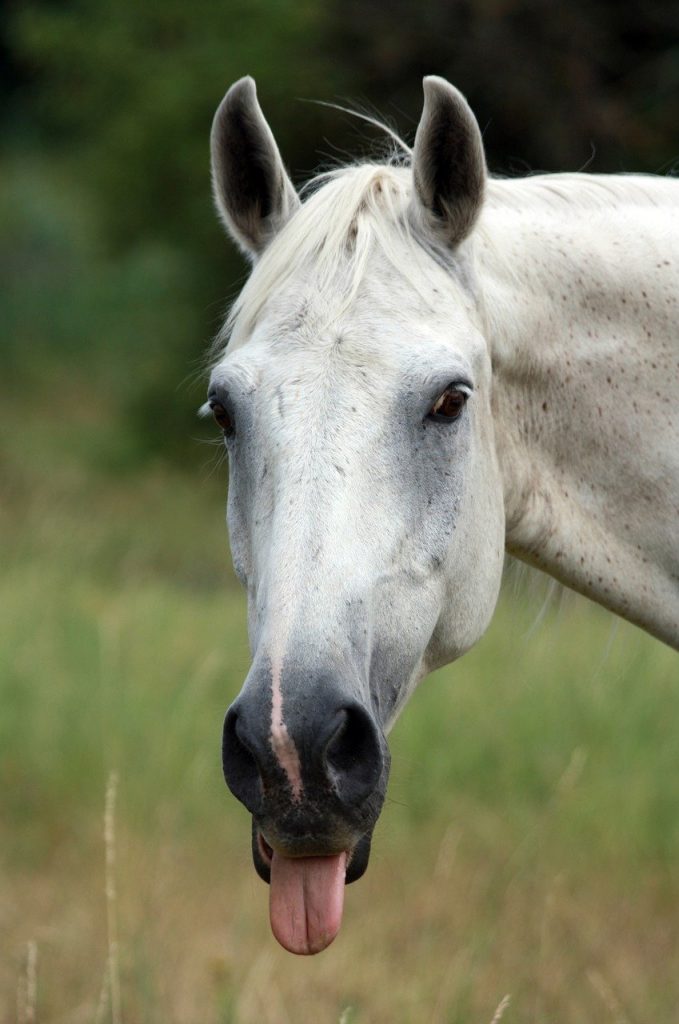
221, 674, 390, 870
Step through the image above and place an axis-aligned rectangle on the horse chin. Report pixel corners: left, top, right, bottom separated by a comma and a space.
250, 818, 372, 885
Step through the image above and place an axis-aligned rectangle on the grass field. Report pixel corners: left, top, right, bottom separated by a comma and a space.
2, 390, 678, 1023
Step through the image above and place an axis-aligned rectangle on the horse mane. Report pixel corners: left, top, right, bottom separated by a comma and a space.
486, 171, 677, 214
215, 125, 677, 358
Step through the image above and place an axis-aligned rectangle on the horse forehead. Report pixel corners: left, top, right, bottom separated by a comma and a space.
259, 290, 422, 351
226, 288, 482, 383
227, 339, 403, 419
222, 333, 475, 416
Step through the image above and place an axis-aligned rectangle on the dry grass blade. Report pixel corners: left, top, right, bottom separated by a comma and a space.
489, 994, 511, 1024
587, 969, 632, 1024
16, 941, 38, 1024
93, 963, 110, 1024
104, 771, 122, 1024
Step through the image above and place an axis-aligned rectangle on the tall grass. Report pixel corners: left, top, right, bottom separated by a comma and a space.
1, 388, 678, 1022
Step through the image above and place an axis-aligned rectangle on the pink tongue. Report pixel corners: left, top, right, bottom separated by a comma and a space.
269, 850, 347, 955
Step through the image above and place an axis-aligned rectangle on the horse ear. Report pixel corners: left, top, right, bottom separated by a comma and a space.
410, 76, 486, 247
211, 77, 300, 259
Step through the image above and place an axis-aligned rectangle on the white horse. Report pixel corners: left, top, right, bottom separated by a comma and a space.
206, 76, 679, 955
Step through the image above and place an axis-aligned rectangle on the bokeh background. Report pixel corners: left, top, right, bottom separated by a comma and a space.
2, 2, 679, 1021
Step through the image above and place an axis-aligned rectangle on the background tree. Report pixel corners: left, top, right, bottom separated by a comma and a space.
1, 0, 678, 459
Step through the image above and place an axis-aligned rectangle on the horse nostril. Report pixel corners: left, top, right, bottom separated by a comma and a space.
222, 706, 263, 814
325, 703, 384, 806
223, 689, 385, 816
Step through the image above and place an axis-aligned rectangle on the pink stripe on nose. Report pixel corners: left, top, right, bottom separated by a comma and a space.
270, 660, 303, 801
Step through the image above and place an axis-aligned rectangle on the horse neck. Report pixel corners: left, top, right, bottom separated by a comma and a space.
475, 183, 679, 648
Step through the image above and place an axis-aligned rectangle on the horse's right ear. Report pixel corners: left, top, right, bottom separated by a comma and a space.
410, 76, 486, 248
211, 77, 300, 260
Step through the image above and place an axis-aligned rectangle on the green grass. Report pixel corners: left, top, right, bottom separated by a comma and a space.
1, 389, 678, 1023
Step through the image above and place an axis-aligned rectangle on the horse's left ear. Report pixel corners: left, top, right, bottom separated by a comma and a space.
410, 76, 486, 247
211, 77, 300, 260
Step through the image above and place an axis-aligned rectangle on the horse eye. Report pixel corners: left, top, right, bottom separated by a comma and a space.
210, 401, 235, 436
429, 387, 468, 422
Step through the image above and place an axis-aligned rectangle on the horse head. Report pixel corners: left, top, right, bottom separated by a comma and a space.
207, 76, 505, 953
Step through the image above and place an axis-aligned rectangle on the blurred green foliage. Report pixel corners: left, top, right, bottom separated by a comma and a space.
1, 0, 678, 461
330, 0, 679, 173
6, 0, 338, 250
2, 0, 347, 460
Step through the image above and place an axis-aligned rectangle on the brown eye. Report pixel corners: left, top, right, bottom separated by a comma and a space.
210, 401, 234, 436
429, 387, 468, 422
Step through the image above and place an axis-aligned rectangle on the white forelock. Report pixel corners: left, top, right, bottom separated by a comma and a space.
216, 164, 416, 355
